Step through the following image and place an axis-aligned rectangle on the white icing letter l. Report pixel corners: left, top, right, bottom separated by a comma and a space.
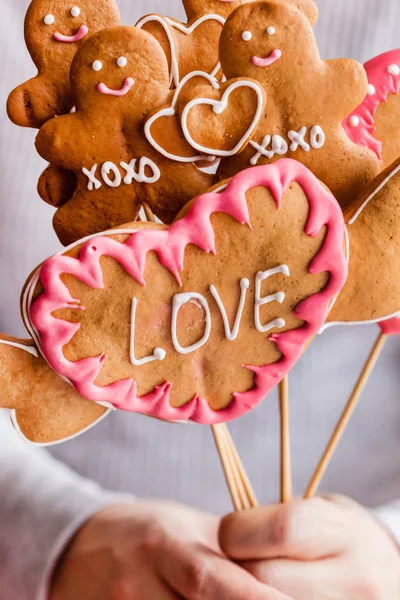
130, 298, 166, 366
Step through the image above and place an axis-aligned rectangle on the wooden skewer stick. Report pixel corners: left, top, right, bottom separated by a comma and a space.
305, 332, 387, 499
212, 424, 243, 512
221, 423, 259, 509
279, 376, 293, 504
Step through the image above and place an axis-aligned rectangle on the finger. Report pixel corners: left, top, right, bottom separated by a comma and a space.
219, 498, 350, 561
243, 558, 345, 600
156, 540, 293, 600
115, 572, 184, 600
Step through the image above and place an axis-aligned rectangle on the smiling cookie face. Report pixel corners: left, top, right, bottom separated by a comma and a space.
24, 0, 121, 67
71, 26, 170, 113
220, 1, 319, 83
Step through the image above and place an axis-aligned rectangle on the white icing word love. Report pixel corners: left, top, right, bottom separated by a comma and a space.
130, 265, 290, 366
250, 126, 325, 166
82, 157, 161, 191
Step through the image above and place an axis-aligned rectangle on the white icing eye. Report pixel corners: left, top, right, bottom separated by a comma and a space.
242, 31, 252, 41
71, 6, 81, 17
43, 14, 55, 25
117, 56, 128, 67
92, 60, 103, 72
267, 26, 276, 35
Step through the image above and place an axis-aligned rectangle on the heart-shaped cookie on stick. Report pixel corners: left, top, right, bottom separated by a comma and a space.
23, 160, 347, 424
0, 334, 108, 445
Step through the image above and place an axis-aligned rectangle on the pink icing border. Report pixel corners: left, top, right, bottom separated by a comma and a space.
29, 159, 347, 424
378, 317, 400, 335
343, 49, 400, 161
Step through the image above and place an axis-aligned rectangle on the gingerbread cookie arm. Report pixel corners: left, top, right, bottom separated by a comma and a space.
7, 75, 71, 129
0, 334, 109, 445
35, 113, 92, 170
323, 58, 370, 119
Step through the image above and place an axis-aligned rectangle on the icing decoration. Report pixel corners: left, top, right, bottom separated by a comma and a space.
210, 278, 249, 341
44, 14, 55, 25
344, 49, 400, 161
252, 49, 282, 68
92, 60, 103, 71
267, 27, 276, 35
117, 56, 128, 67
137, 14, 226, 88
71, 6, 81, 17
255, 266, 289, 333
242, 31, 252, 41
82, 158, 161, 190
97, 77, 134, 97
180, 80, 265, 157
348, 161, 400, 224
53, 25, 89, 43
250, 126, 325, 165
171, 293, 212, 354
130, 299, 167, 365
0, 339, 38, 358
144, 70, 219, 163
27, 160, 347, 424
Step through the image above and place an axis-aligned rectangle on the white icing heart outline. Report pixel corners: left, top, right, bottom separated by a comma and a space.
181, 80, 265, 157
136, 14, 226, 87
144, 70, 219, 163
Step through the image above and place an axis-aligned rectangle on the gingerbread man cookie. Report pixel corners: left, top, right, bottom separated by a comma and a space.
7, 0, 121, 129
181, 0, 379, 207
23, 160, 348, 424
344, 49, 400, 171
137, 0, 317, 88
0, 334, 108, 444
35, 26, 214, 246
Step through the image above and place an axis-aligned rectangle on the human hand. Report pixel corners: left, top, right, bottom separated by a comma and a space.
219, 495, 400, 599
50, 500, 291, 600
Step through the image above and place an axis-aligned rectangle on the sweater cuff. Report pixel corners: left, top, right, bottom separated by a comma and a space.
373, 502, 400, 548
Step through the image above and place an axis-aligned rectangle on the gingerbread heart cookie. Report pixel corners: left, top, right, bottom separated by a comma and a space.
344, 49, 400, 171
35, 25, 213, 245
24, 160, 347, 424
7, 0, 121, 128
0, 335, 108, 444
213, 0, 379, 208
327, 157, 400, 327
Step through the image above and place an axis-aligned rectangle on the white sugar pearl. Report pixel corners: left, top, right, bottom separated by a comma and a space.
117, 56, 128, 67
71, 6, 81, 17
387, 64, 400, 76
367, 84, 376, 96
242, 31, 252, 41
267, 26, 276, 35
349, 115, 360, 127
43, 14, 55, 25
92, 60, 103, 72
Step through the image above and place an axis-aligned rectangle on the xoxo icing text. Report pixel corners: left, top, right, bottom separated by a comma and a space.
250, 125, 325, 166
83, 157, 161, 191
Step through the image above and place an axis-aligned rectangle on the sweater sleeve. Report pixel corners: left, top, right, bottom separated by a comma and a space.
0, 413, 134, 600
374, 501, 400, 548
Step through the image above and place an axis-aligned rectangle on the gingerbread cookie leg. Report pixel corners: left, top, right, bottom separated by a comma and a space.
0, 335, 109, 445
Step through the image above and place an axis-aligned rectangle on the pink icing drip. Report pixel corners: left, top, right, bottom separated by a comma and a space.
343, 49, 400, 161
378, 317, 400, 336
252, 49, 282, 68
29, 160, 347, 424
97, 78, 135, 97
53, 25, 89, 43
